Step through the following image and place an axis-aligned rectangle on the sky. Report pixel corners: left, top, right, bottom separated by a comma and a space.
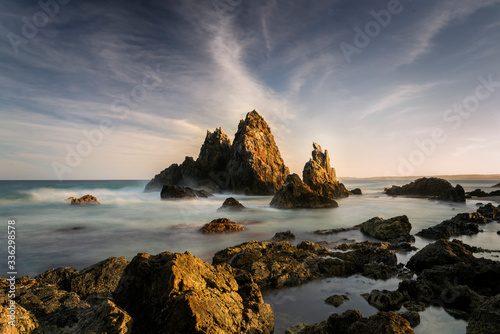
1, 0, 499, 180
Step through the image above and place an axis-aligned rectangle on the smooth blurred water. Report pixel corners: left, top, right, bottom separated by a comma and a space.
0, 179, 498, 333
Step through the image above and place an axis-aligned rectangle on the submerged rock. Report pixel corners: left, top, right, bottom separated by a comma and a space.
70, 195, 100, 205
325, 294, 349, 307
360, 215, 414, 243
303, 142, 350, 199
350, 188, 362, 195
361, 289, 405, 311
201, 218, 245, 234
385, 177, 465, 202
269, 174, 338, 209
218, 197, 245, 211
271, 231, 296, 242
160, 185, 211, 199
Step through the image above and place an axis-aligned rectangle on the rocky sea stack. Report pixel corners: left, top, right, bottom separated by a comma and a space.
303, 143, 349, 199
145, 110, 289, 195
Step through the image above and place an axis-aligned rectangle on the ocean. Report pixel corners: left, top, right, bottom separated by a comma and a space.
1, 179, 499, 333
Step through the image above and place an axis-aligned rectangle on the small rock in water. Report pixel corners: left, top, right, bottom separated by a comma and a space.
325, 294, 349, 307
497, 231, 500, 235
350, 188, 362, 195
70, 195, 100, 205
272, 231, 295, 241
200, 218, 245, 234
217, 197, 245, 211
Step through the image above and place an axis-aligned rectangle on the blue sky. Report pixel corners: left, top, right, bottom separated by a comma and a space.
1, 0, 499, 180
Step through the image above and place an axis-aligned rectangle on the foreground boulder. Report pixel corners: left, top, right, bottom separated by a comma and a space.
213, 240, 400, 288
303, 143, 350, 199
218, 197, 245, 211
201, 218, 245, 234
115, 251, 273, 333
6, 252, 273, 333
160, 185, 211, 199
360, 215, 414, 243
384, 177, 465, 202
289, 310, 414, 334
270, 174, 338, 209
145, 110, 289, 195
70, 195, 100, 205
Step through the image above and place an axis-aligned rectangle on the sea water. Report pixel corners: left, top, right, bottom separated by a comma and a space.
0, 179, 498, 333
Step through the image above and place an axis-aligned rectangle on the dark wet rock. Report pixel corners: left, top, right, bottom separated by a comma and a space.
498, 231, 500, 235
325, 294, 349, 307
272, 230, 295, 242
303, 142, 350, 199
226, 110, 289, 195
467, 294, 500, 334
314, 225, 362, 235
466, 189, 500, 198
385, 177, 454, 197
385, 177, 465, 202
434, 184, 466, 202
213, 240, 401, 288
468, 189, 489, 197
477, 203, 500, 219
200, 218, 245, 234
406, 239, 475, 272
160, 185, 211, 199
218, 197, 245, 211
292, 310, 414, 334
146, 111, 289, 195
361, 289, 405, 311
349, 188, 362, 195
115, 251, 273, 333
270, 174, 338, 209
70, 195, 100, 205
397, 279, 435, 311
416, 212, 487, 240
399, 311, 420, 327
360, 215, 414, 243
492, 182, 500, 187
